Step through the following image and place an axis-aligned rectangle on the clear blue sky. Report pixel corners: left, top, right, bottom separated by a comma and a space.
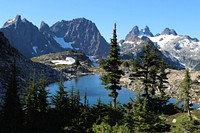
0, 0, 200, 41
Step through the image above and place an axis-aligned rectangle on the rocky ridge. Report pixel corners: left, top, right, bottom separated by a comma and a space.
0, 15, 110, 58
0, 15, 64, 58
120, 26, 200, 70
31, 50, 94, 79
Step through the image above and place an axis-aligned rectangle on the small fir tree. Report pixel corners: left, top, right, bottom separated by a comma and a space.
52, 74, 69, 111
101, 23, 123, 108
37, 72, 48, 113
181, 70, 192, 121
25, 71, 37, 115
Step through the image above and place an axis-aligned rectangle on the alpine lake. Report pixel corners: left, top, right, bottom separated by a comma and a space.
46, 74, 200, 108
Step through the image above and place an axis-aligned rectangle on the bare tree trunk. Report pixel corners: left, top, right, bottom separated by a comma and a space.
188, 109, 192, 121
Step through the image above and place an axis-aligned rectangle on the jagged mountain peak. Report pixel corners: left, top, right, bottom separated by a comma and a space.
125, 25, 153, 41
50, 18, 109, 57
2, 15, 35, 29
161, 28, 177, 35
3, 15, 21, 28
0, 15, 64, 58
40, 21, 50, 29
1, 15, 109, 58
125, 26, 140, 41
143, 25, 150, 32
39, 21, 51, 33
122, 25, 200, 70
141, 26, 153, 37
71, 17, 92, 23
129, 26, 140, 36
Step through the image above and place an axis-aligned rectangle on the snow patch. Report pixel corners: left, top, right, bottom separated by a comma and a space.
88, 56, 99, 67
119, 43, 124, 51
7, 18, 16, 24
51, 57, 75, 65
32, 46, 38, 54
54, 36, 73, 49
3, 18, 16, 27
123, 41, 135, 44
74, 48, 80, 50
149, 35, 179, 49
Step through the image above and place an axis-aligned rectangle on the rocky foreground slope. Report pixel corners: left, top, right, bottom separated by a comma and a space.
0, 32, 61, 104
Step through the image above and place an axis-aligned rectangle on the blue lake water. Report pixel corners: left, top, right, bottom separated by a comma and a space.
46, 74, 200, 108
46, 74, 136, 105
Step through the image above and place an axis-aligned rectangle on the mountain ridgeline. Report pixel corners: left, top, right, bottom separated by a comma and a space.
120, 26, 200, 70
0, 15, 110, 58
1, 15, 200, 70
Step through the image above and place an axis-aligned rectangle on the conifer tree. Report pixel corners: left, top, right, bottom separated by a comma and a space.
52, 74, 69, 111
158, 57, 169, 96
101, 23, 123, 108
136, 41, 158, 98
37, 72, 48, 113
84, 89, 89, 108
181, 70, 192, 121
131, 41, 170, 112
2, 57, 24, 132
26, 70, 38, 115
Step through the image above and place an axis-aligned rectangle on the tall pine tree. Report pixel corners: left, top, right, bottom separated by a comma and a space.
25, 70, 38, 115
131, 41, 170, 112
181, 70, 192, 121
37, 72, 48, 113
2, 57, 24, 132
101, 23, 123, 108
137, 41, 159, 98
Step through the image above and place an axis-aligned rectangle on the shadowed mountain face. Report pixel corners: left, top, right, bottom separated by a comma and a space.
0, 15, 110, 58
0, 15, 64, 58
0, 31, 60, 103
50, 18, 110, 57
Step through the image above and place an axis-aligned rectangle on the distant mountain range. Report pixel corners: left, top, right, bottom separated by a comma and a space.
120, 26, 200, 70
1, 15, 200, 70
0, 15, 109, 58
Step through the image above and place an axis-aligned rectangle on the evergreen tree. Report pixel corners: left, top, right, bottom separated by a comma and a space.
101, 23, 123, 108
52, 74, 69, 111
181, 70, 192, 121
84, 89, 89, 108
25, 71, 38, 115
130, 41, 170, 113
38, 72, 48, 113
138, 41, 159, 97
51, 74, 70, 129
25, 71, 49, 132
2, 57, 24, 132
124, 93, 169, 132
157, 57, 169, 96
74, 58, 81, 67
